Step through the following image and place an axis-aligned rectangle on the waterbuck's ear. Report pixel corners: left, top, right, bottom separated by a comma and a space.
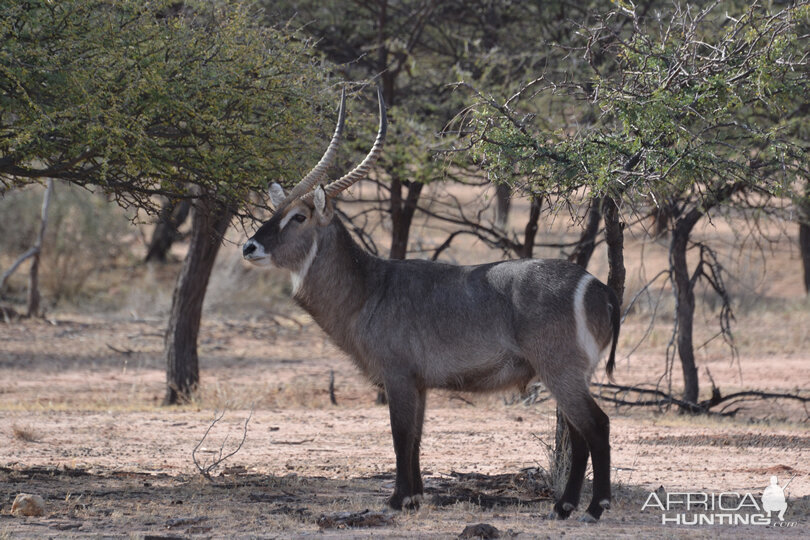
268, 182, 286, 209
313, 186, 333, 225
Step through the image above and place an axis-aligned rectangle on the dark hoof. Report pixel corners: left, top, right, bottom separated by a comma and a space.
549, 501, 575, 520
388, 494, 402, 510
403, 494, 423, 510
388, 492, 422, 511
582, 500, 608, 522
578, 512, 599, 523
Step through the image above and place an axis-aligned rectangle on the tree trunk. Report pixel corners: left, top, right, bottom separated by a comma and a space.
26, 179, 54, 317
799, 181, 810, 294
164, 198, 232, 405
145, 198, 191, 263
389, 178, 423, 260
519, 197, 542, 259
667, 183, 737, 408
801, 220, 810, 295
569, 198, 602, 268
651, 205, 671, 239
495, 182, 511, 229
375, 385, 388, 405
670, 211, 701, 406
26, 255, 41, 317
603, 197, 625, 305
552, 406, 572, 494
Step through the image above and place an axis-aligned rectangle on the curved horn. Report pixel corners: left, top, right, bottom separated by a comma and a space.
304, 87, 386, 203
275, 88, 346, 212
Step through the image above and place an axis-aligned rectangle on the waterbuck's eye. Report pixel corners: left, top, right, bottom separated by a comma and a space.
293, 213, 306, 223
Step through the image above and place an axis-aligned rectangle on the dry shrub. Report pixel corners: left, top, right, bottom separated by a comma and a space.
545, 433, 571, 499
0, 182, 134, 307
11, 424, 41, 443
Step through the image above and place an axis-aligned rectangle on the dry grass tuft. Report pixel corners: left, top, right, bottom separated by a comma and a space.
11, 424, 41, 443
545, 435, 572, 499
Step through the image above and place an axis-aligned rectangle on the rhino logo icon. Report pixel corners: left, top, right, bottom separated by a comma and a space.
761, 476, 787, 521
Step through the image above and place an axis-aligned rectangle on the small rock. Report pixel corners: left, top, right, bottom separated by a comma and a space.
11, 494, 46, 517
459, 523, 500, 539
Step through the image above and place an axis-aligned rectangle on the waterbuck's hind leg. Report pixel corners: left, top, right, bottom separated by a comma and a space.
549, 418, 589, 520
547, 378, 611, 522
384, 376, 422, 510
579, 396, 611, 522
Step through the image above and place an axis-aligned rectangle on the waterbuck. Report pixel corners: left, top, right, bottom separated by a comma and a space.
242, 89, 620, 522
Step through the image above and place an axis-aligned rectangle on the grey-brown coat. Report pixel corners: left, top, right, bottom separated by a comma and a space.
243, 89, 620, 522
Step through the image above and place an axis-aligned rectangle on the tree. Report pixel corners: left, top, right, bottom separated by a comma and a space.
464, 2, 810, 405
164, 197, 233, 404
144, 198, 191, 263
1, 0, 330, 403
0, 179, 53, 317
597, 2, 807, 404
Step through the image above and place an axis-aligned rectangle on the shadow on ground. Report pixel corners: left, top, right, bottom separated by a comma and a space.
0, 464, 627, 536
3, 465, 807, 537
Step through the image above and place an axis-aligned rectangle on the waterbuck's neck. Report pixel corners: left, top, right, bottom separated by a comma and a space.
292, 217, 381, 353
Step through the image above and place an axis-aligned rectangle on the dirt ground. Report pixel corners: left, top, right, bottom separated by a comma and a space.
0, 310, 808, 539
1, 182, 809, 537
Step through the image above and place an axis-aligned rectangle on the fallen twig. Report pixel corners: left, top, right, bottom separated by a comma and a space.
106, 343, 134, 355
591, 382, 809, 419
192, 408, 253, 480
450, 394, 475, 406
271, 438, 314, 445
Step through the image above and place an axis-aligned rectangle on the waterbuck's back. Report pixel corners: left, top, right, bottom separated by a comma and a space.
349, 256, 614, 391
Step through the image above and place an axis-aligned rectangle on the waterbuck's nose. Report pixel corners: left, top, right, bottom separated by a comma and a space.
242, 240, 257, 258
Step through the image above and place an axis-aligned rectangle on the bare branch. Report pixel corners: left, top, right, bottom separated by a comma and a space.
192, 408, 253, 481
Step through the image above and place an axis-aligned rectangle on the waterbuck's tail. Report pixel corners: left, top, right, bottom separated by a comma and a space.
606, 288, 621, 381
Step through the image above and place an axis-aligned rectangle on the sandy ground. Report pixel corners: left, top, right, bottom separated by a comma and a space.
0, 314, 808, 539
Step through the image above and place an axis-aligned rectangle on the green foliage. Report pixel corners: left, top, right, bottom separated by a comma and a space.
1, 0, 331, 211
468, 2, 810, 206
264, 0, 610, 187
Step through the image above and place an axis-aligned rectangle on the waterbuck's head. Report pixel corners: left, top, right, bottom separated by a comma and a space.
242, 88, 386, 275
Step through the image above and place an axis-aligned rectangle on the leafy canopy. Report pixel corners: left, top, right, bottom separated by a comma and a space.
1, 0, 331, 212
468, 2, 810, 204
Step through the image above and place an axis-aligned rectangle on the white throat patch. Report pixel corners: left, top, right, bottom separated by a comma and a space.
291, 239, 318, 296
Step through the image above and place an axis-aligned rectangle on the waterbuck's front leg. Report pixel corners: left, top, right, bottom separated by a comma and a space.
384, 376, 424, 510
411, 387, 427, 500
581, 397, 611, 522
